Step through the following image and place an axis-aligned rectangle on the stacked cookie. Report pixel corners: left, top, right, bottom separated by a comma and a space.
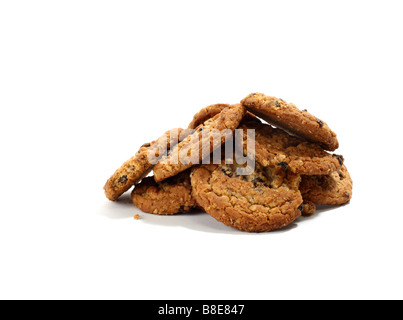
104, 93, 353, 232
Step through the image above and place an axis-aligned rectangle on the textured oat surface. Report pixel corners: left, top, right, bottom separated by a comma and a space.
153, 104, 246, 182
191, 162, 303, 232
241, 93, 339, 151
241, 121, 343, 176
188, 104, 230, 129
132, 170, 196, 215
300, 164, 353, 205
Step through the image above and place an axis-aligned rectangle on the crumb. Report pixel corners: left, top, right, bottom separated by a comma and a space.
134, 214, 141, 220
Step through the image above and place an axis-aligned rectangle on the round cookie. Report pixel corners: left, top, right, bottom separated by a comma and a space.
190, 162, 303, 232
299, 164, 353, 205
132, 171, 197, 215
104, 128, 190, 201
153, 104, 246, 182
241, 93, 339, 151
240, 121, 343, 176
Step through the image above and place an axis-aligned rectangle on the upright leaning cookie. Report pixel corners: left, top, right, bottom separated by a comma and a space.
132, 170, 197, 215
153, 104, 246, 182
104, 128, 189, 201
299, 164, 353, 205
191, 162, 303, 232
241, 93, 339, 151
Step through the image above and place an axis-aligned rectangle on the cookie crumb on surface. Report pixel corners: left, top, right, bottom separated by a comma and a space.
134, 214, 141, 220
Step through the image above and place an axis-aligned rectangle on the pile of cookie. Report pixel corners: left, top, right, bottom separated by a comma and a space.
104, 93, 352, 232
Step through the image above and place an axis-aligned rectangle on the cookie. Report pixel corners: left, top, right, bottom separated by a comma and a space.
299, 164, 353, 205
132, 170, 197, 215
240, 121, 343, 175
104, 128, 190, 201
153, 104, 246, 182
188, 104, 258, 129
190, 161, 303, 232
241, 93, 339, 151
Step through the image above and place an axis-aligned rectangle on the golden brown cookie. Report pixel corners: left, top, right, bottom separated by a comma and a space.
299, 164, 353, 205
153, 104, 246, 182
241, 93, 339, 151
104, 128, 190, 201
240, 121, 343, 176
131, 171, 197, 215
190, 161, 303, 232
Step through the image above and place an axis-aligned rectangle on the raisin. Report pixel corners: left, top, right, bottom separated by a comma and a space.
335, 154, 344, 166
119, 175, 128, 184
338, 171, 345, 179
298, 204, 304, 212
178, 206, 187, 213
317, 119, 324, 127
252, 177, 265, 184
275, 101, 280, 107
252, 177, 265, 187
346, 192, 351, 198
221, 169, 233, 178
277, 162, 289, 170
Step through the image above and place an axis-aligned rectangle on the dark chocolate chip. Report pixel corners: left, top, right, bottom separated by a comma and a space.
298, 204, 304, 212
338, 171, 345, 180
302, 109, 308, 112
275, 101, 280, 107
317, 119, 324, 127
335, 154, 344, 166
118, 175, 128, 184
141, 143, 151, 148
346, 192, 351, 198
277, 162, 289, 170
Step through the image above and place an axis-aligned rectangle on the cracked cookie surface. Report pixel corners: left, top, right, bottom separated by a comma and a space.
300, 164, 353, 205
188, 104, 230, 129
241, 93, 339, 151
132, 170, 197, 215
190, 162, 303, 232
104, 128, 189, 201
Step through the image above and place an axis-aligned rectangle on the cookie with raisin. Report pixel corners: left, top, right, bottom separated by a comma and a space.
241, 93, 339, 151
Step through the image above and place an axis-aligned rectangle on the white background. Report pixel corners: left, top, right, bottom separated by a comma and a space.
1, 0, 402, 300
